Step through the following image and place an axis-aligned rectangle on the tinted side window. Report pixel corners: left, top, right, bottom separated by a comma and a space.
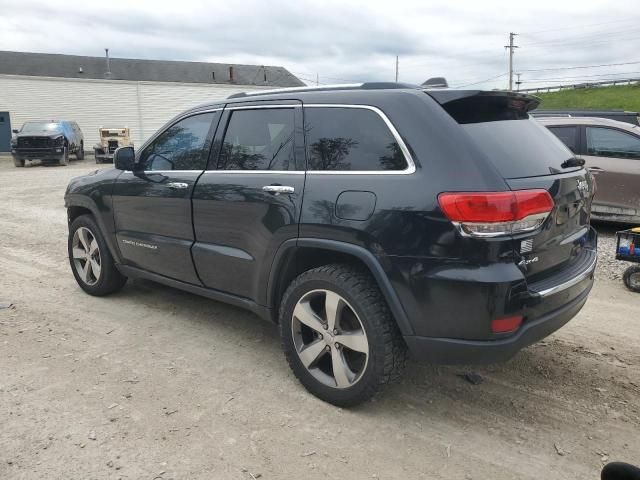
547, 126, 578, 153
140, 113, 215, 171
586, 127, 640, 159
304, 107, 407, 171
218, 108, 295, 171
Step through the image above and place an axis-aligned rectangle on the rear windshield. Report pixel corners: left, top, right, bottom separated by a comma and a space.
462, 118, 579, 178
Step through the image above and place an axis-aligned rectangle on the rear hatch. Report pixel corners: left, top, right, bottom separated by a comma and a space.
428, 90, 595, 281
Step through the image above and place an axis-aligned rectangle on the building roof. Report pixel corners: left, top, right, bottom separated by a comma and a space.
0, 50, 305, 87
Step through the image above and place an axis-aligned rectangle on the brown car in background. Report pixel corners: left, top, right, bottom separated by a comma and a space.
538, 117, 640, 224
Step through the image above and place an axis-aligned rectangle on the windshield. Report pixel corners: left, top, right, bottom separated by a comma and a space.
20, 122, 62, 133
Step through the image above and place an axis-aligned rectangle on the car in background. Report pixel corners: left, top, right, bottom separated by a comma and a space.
94, 127, 134, 164
532, 109, 639, 126
11, 120, 84, 167
538, 117, 640, 224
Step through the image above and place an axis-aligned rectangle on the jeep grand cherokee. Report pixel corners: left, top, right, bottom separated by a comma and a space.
64, 83, 597, 406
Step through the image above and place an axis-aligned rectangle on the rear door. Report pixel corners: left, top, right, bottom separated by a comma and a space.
191, 101, 305, 303
581, 125, 640, 221
112, 110, 221, 284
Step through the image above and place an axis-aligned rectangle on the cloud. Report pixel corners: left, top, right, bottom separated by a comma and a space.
0, 0, 637, 89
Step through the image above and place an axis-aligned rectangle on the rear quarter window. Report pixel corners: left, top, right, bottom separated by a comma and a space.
462, 118, 578, 179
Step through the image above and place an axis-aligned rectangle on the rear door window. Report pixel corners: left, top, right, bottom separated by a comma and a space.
461, 118, 577, 178
586, 127, 640, 159
304, 107, 408, 171
547, 126, 578, 153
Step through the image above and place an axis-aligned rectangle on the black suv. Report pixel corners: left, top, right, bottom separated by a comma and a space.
65, 84, 597, 406
12, 120, 84, 167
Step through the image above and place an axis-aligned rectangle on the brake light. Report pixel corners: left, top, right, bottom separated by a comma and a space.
491, 315, 523, 334
438, 189, 554, 237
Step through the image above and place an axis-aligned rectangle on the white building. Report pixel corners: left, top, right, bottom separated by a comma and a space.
0, 51, 304, 149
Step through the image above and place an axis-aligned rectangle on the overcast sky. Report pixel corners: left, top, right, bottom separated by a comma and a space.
1, 0, 638, 90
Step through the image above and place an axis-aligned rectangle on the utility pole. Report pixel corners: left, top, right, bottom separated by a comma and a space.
515, 72, 522, 91
395, 55, 399, 82
504, 33, 518, 90
104, 48, 112, 79
316, 73, 319, 86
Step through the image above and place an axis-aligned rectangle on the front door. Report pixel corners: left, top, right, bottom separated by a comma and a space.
112, 110, 221, 284
191, 102, 305, 303
582, 125, 640, 220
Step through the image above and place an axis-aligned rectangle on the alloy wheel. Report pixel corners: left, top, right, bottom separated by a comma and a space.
71, 227, 102, 286
291, 289, 369, 389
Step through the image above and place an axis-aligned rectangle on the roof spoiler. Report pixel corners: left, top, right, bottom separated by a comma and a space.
426, 90, 541, 124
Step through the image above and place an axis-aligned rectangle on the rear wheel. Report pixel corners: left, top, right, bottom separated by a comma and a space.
279, 264, 406, 407
59, 146, 69, 166
623, 265, 640, 293
68, 215, 127, 296
76, 142, 84, 160
13, 157, 24, 167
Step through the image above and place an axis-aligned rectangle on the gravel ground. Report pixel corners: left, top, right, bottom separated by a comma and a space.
1, 158, 639, 480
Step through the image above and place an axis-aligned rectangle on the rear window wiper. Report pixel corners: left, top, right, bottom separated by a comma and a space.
561, 157, 585, 168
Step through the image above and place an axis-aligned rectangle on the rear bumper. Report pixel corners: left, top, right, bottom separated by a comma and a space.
396, 228, 597, 364
404, 280, 592, 364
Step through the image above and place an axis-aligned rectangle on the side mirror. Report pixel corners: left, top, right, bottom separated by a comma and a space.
12, 129, 19, 134
114, 146, 135, 171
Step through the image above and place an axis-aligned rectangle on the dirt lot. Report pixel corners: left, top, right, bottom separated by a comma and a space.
1, 157, 639, 480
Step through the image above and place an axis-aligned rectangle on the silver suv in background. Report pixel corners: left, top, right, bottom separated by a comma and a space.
538, 117, 640, 224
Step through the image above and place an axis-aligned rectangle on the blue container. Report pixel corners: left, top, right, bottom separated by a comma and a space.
619, 246, 630, 255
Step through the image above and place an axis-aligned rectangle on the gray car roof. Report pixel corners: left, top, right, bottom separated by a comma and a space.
0, 50, 305, 87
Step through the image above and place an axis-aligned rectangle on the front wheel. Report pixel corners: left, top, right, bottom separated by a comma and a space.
623, 265, 640, 293
68, 215, 127, 296
13, 157, 25, 167
279, 264, 406, 407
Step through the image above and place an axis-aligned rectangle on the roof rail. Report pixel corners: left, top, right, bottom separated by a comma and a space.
227, 82, 418, 99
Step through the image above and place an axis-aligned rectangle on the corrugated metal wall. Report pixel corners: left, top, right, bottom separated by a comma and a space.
0, 74, 268, 148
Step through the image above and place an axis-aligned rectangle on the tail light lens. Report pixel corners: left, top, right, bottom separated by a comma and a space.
438, 189, 554, 237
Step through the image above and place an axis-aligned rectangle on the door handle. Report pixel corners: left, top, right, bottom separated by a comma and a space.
166, 182, 189, 189
588, 166, 604, 172
262, 185, 295, 194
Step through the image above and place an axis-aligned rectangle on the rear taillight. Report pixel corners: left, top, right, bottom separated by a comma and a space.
438, 189, 554, 237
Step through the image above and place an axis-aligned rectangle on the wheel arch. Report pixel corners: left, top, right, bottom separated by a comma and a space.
66, 196, 123, 264
267, 238, 414, 336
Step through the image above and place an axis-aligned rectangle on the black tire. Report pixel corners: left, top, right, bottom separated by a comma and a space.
279, 263, 406, 407
13, 157, 25, 167
76, 142, 84, 160
623, 265, 640, 293
59, 146, 69, 166
68, 215, 127, 296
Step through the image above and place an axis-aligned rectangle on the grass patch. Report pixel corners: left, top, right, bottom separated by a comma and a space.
535, 84, 640, 112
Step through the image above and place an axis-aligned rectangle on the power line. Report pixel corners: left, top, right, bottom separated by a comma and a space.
453, 72, 508, 88
521, 18, 637, 37
520, 60, 640, 73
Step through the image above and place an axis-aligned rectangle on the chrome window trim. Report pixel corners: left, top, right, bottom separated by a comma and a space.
226, 104, 301, 110
202, 170, 304, 175
303, 104, 416, 175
